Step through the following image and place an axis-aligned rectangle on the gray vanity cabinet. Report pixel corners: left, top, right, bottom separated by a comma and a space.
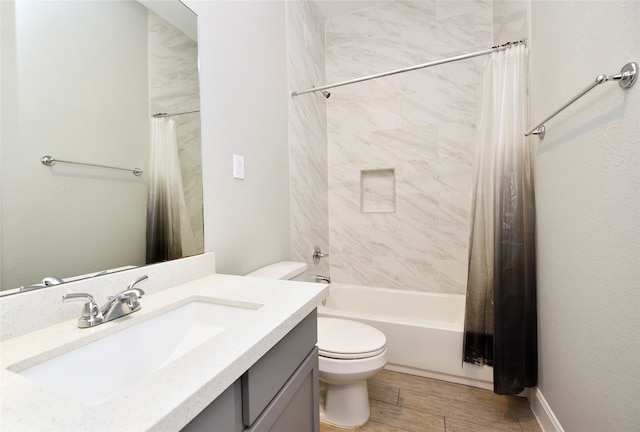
184, 380, 243, 432
183, 310, 319, 432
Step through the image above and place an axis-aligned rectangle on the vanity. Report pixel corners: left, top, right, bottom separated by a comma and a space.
186, 311, 319, 432
0, 267, 328, 431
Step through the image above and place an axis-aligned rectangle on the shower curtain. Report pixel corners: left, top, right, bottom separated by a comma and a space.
146, 117, 197, 264
463, 44, 537, 395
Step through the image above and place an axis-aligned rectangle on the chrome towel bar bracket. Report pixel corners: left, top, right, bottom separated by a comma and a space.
41, 155, 143, 176
525, 61, 637, 139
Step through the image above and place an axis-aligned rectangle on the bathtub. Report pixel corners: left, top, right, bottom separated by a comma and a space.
317, 284, 493, 390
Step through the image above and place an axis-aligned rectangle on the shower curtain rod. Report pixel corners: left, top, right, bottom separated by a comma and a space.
291, 40, 527, 97
152, 108, 200, 118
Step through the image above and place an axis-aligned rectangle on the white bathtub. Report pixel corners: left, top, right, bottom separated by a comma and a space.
317, 284, 493, 390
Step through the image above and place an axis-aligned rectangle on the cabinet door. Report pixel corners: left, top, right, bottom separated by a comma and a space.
242, 310, 317, 426
181, 379, 243, 432
245, 347, 319, 432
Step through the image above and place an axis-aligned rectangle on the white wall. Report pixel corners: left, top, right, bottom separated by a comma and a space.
531, 1, 639, 430
185, 1, 291, 276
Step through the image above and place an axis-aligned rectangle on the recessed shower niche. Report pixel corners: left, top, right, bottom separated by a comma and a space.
360, 169, 396, 214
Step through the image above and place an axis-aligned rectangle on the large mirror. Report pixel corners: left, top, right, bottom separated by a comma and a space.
0, 0, 203, 295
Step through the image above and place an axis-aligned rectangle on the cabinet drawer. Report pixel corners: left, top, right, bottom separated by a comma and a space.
242, 310, 317, 426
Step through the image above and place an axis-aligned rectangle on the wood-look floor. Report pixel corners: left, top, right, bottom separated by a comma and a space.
320, 370, 542, 432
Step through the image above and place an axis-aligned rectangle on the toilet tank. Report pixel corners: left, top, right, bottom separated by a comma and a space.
245, 262, 307, 280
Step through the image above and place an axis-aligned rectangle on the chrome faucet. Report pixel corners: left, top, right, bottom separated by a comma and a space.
42, 276, 64, 286
62, 275, 148, 328
19, 275, 65, 292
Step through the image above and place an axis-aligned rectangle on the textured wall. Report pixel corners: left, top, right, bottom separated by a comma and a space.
188, 1, 291, 276
325, 1, 492, 293
531, 1, 639, 430
286, 1, 330, 281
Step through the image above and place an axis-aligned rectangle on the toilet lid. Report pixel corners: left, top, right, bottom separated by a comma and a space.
318, 317, 387, 360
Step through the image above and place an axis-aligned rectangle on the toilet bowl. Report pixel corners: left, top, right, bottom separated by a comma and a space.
317, 317, 388, 427
246, 262, 388, 428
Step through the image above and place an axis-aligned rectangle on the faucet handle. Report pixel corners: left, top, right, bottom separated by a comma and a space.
117, 288, 145, 299
312, 246, 329, 264
115, 288, 145, 310
62, 293, 103, 328
127, 275, 148, 290
115, 275, 148, 310
62, 292, 97, 309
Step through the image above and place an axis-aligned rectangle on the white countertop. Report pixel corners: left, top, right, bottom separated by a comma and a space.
0, 273, 328, 431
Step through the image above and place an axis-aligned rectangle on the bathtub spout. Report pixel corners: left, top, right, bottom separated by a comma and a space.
314, 275, 331, 284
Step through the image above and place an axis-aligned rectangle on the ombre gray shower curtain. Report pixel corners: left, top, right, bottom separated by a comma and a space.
146, 117, 197, 264
463, 44, 537, 395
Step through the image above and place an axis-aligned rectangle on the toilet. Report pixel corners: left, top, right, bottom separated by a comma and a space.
316, 317, 388, 427
246, 261, 388, 428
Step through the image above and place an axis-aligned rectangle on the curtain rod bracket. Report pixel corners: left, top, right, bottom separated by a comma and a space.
617, 62, 638, 89
531, 125, 545, 139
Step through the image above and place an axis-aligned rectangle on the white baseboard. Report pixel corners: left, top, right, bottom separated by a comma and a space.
528, 388, 565, 432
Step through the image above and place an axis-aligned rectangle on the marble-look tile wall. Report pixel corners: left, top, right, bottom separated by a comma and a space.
325, 1, 493, 293
287, 1, 330, 281
149, 11, 204, 253
492, 0, 529, 44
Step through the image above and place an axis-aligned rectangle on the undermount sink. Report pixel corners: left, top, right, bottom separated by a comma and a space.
14, 299, 261, 406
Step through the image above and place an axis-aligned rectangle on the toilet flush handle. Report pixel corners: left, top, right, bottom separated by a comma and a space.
312, 246, 329, 265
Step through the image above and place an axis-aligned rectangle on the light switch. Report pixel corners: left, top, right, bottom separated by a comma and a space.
233, 154, 245, 179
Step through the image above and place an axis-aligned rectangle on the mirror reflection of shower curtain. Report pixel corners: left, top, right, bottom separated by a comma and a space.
463, 43, 537, 395
146, 117, 197, 264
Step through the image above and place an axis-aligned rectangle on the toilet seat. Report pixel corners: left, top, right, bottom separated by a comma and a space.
318, 317, 387, 360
